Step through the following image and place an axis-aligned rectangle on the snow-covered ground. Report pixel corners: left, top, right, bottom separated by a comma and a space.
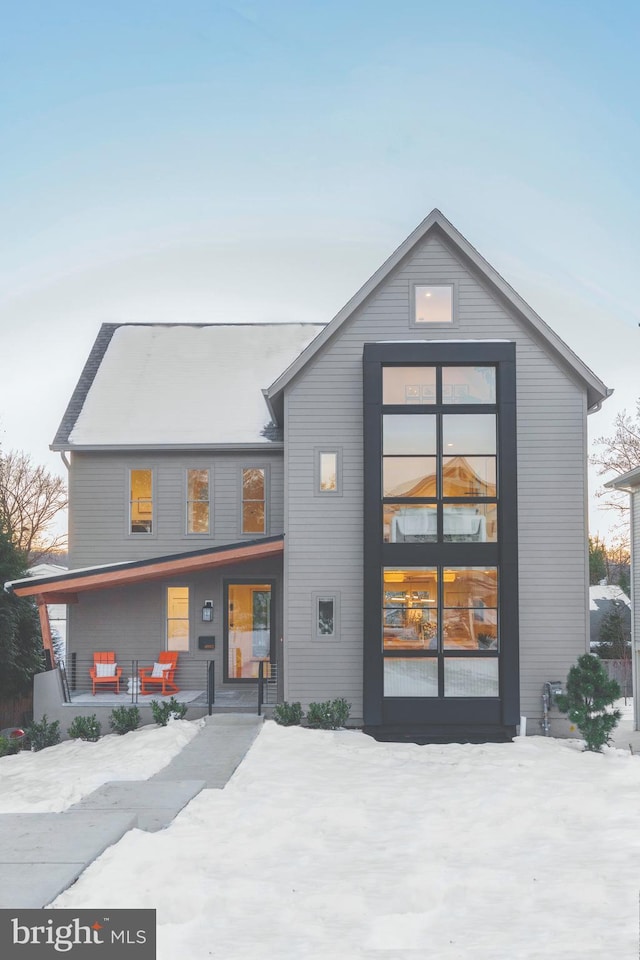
0, 719, 200, 812
30, 708, 640, 959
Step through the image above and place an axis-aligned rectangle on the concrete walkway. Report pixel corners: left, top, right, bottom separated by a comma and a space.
0, 714, 263, 909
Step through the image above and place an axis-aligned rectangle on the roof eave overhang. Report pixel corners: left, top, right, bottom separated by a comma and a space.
6, 536, 285, 599
265, 209, 611, 412
50, 442, 284, 453
605, 466, 640, 492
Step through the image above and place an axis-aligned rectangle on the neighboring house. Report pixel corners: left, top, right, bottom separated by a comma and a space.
605, 467, 640, 727
7, 209, 611, 740
588, 584, 631, 652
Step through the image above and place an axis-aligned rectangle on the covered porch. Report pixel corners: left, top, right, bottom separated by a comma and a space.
7, 536, 284, 726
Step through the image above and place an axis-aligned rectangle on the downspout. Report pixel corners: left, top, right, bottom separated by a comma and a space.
59, 451, 70, 471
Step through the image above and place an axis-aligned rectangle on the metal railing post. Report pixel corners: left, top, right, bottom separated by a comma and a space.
207, 660, 215, 716
258, 660, 264, 715
59, 662, 71, 703
71, 652, 77, 691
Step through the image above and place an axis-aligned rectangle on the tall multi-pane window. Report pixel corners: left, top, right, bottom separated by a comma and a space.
382, 367, 498, 544
242, 468, 266, 534
167, 587, 189, 651
380, 364, 499, 700
186, 469, 210, 534
130, 469, 153, 534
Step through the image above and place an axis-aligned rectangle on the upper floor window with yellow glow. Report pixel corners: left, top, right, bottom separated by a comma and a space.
242, 467, 266, 534
130, 469, 153, 534
186, 469, 210, 534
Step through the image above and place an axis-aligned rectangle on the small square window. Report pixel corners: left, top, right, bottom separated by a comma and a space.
414, 285, 453, 324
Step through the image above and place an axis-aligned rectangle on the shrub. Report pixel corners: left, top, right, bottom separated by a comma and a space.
273, 701, 304, 726
25, 714, 61, 752
67, 715, 102, 742
0, 736, 9, 758
555, 653, 622, 753
150, 697, 188, 726
109, 706, 141, 735
306, 697, 351, 730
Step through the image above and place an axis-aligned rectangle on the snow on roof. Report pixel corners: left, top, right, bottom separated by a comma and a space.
67, 324, 324, 446
589, 584, 631, 610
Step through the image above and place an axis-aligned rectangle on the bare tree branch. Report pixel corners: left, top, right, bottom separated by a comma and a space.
590, 399, 640, 542
0, 450, 67, 560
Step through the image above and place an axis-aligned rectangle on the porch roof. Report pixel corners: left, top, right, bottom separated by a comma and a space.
5, 535, 284, 601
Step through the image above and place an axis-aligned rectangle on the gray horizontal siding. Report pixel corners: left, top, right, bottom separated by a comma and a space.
68, 450, 284, 566
283, 232, 589, 723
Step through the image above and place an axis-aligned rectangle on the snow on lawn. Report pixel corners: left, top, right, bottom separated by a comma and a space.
52, 722, 640, 960
0, 719, 201, 813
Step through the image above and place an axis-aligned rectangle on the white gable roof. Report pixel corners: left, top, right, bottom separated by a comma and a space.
267, 209, 611, 412
66, 323, 324, 447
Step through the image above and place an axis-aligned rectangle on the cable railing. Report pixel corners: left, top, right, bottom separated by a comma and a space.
58, 656, 278, 716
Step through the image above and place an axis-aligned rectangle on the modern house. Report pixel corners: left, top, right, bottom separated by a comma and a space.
8, 209, 611, 740
605, 467, 640, 728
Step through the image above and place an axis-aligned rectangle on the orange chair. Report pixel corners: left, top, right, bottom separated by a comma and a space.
139, 651, 180, 696
90, 652, 122, 695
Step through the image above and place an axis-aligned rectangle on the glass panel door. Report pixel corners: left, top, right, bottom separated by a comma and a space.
226, 583, 273, 680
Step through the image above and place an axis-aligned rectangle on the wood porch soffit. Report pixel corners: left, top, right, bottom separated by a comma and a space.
8, 536, 284, 601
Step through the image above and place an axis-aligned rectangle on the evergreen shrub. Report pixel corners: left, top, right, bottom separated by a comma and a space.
151, 697, 188, 726
109, 706, 141, 735
67, 715, 101, 742
556, 653, 622, 752
306, 697, 351, 730
273, 701, 303, 726
25, 714, 61, 751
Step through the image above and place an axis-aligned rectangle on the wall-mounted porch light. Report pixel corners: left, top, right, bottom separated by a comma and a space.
202, 600, 214, 622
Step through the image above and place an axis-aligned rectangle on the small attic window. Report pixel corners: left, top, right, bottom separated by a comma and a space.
413, 285, 453, 325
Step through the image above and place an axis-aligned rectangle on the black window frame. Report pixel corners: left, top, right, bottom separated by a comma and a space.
363, 341, 519, 734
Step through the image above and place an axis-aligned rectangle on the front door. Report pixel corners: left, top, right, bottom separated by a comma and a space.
224, 581, 274, 681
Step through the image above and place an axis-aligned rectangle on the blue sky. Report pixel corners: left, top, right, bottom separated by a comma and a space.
1, 0, 638, 540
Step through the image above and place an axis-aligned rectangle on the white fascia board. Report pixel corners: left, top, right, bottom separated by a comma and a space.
605, 465, 640, 491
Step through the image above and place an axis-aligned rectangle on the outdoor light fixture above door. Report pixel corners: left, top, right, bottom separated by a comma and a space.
202, 600, 214, 622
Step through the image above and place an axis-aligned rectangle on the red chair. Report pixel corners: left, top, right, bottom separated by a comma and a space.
139, 651, 180, 696
90, 652, 122, 695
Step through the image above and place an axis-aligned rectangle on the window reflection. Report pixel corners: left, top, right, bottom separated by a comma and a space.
384, 504, 437, 543
384, 659, 438, 697
383, 414, 437, 455
444, 659, 499, 697
383, 457, 437, 498
443, 504, 497, 542
242, 468, 266, 534
442, 456, 496, 497
383, 367, 437, 404
442, 414, 496, 455
442, 367, 496, 404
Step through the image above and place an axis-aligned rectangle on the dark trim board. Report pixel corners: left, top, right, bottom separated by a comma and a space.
362, 341, 520, 740
365, 725, 517, 744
